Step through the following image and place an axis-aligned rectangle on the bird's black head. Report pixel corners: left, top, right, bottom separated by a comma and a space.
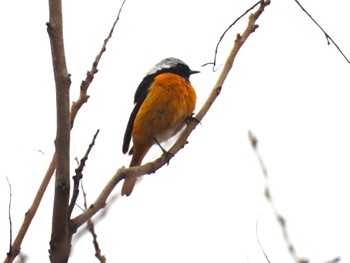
147, 57, 199, 81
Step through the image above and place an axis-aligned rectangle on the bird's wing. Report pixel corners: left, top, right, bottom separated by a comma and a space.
122, 74, 154, 154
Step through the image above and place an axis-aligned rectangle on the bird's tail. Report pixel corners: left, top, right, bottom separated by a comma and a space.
121, 144, 150, 196
121, 175, 138, 197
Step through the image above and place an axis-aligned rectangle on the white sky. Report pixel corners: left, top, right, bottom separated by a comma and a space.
1, 0, 350, 262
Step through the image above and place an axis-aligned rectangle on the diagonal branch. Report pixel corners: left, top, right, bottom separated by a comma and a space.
70, 0, 271, 232
69, 129, 100, 217
249, 132, 340, 263
248, 131, 307, 263
70, 0, 127, 128
294, 0, 350, 64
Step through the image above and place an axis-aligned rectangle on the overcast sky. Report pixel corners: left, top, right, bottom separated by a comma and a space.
1, 0, 350, 262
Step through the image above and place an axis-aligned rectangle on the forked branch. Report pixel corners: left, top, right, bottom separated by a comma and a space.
4, 1, 127, 262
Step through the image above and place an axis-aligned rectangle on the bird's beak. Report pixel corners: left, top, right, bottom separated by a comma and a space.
190, 70, 200, 75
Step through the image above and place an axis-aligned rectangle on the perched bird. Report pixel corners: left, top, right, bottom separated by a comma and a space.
121, 57, 199, 196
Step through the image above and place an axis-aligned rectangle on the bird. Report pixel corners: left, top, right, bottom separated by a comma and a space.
121, 57, 199, 196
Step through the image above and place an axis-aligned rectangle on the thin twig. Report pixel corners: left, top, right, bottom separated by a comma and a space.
81, 182, 106, 263
248, 131, 308, 263
294, 0, 350, 64
4, 157, 56, 263
69, 129, 100, 217
256, 218, 271, 263
70, 0, 127, 128
202, 0, 262, 70
70, 0, 271, 232
87, 220, 106, 263
5, 177, 13, 257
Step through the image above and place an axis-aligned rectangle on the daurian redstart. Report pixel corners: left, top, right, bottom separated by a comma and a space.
122, 57, 199, 196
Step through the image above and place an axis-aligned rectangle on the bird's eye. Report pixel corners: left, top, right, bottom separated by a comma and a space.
176, 63, 183, 69
176, 63, 188, 71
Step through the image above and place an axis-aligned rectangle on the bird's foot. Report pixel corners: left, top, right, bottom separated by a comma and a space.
153, 137, 174, 165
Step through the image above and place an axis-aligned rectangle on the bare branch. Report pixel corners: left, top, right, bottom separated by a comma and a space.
4, 158, 56, 263
80, 182, 106, 263
70, 0, 127, 128
69, 129, 100, 217
4, 2, 126, 262
47, 0, 71, 260
70, 0, 271, 232
294, 0, 350, 64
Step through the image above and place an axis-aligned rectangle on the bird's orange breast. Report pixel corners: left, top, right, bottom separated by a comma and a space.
132, 72, 196, 145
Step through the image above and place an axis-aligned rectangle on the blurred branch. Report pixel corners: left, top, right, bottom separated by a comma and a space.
70, 0, 271, 232
248, 131, 308, 263
69, 129, 100, 217
15, 254, 27, 263
249, 132, 340, 263
294, 0, 350, 64
3, 1, 126, 262
324, 257, 341, 263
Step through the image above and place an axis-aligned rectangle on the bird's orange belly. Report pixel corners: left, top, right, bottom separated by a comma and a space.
132, 73, 196, 145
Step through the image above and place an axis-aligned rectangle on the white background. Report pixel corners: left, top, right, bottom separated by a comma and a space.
1, 0, 350, 262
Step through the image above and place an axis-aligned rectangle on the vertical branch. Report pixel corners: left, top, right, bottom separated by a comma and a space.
47, 0, 71, 262
4, 2, 126, 262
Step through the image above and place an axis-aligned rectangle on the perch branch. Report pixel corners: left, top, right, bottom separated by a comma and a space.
70, 0, 271, 231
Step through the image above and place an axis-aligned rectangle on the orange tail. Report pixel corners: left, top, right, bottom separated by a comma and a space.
121, 143, 151, 196
121, 176, 138, 197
